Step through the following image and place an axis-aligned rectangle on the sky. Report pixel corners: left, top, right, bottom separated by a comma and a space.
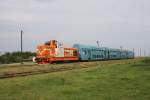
0, 0, 150, 56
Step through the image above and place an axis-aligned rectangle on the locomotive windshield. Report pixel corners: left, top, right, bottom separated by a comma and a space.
45, 41, 50, 45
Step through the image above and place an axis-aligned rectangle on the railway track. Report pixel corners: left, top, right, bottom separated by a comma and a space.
0, 64, 90, 79
0, 59, 140, 79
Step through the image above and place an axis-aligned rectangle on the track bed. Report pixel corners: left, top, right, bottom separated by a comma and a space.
0, 59, 141, 79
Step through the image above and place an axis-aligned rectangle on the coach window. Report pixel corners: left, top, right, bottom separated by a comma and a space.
82, 50, 87, 55
99, 55, 101, 58
85, 50, 88, 55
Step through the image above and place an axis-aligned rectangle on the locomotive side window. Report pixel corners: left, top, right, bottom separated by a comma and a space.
73, 50, 78, 56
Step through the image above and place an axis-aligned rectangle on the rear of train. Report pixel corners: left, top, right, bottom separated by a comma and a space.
73, 44, 134, 61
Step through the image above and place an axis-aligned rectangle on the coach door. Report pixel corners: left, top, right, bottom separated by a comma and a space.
88, 49, 91, 60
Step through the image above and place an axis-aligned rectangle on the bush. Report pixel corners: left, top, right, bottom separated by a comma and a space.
0, 51, 35, 64
142, 57, 150, 64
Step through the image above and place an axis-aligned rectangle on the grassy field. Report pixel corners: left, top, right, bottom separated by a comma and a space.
0, 58, 150, 100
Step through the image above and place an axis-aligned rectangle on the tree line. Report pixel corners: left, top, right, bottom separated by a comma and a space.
0, 51, 35, 64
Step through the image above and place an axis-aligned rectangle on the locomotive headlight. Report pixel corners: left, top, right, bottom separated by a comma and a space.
43, 48, 47, 51
36, 48, 39, 51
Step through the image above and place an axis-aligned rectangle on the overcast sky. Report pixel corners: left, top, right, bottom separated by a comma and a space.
0, 0, 150, 56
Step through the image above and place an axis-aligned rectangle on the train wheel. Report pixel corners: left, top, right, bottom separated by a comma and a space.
49, 61, 52, 64
38, 60, 47, 64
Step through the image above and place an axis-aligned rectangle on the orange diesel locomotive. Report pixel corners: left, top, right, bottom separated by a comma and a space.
36, 40, 79, 64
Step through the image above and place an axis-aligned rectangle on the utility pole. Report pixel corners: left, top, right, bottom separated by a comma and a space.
148, 49, 150, 57
140, 48, 141, 57
21, 30, 23, 64
97, 40, 100, 47
144, 50, 146, 57
120, 46, 123, 51
133, 48, 135, 58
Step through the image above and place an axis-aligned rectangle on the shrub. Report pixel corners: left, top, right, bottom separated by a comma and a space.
0, 51, 35, 64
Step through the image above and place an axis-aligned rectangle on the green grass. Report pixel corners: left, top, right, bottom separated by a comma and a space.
0, 58, 150, 100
